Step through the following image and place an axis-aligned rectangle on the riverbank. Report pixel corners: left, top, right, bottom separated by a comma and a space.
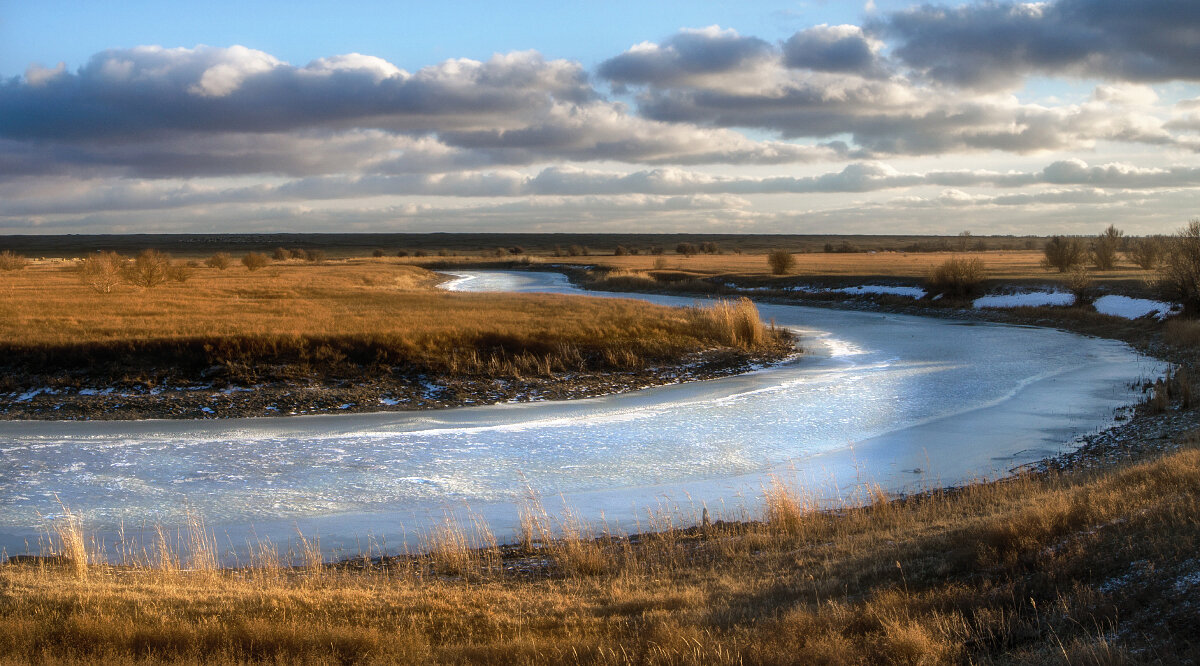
0, 261, 794, 420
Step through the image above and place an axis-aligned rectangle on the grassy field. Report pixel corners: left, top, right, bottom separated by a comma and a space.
0, 257, 789, 387
2, 426, 1196, 663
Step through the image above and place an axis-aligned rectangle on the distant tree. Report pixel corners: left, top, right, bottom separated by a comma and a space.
241, 252, 271, 271
567, 245, 585, 257
614, 245, 629, 256
649, 246, 665, 255
1126, 236, 1164, 270
0, 250, 29, 271
413, 249, 429, 258
372, 249, 386, 258
1091, 225, 1123, 271
205, 252, 233, 270
676, 242, 698, 256
396, 250, 410, 258
1156, 219, 1200, 314
78, 251, 124, 293
1042, 236, 1086, 272
700, 241, 720, 254
956, 230, 973, 251
767, 249, 796, 275
122, 250, 172, 288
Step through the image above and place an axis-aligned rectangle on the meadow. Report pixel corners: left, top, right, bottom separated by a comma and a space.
0, 256, 790, 389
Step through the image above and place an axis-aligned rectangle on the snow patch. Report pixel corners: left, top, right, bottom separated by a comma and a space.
974, 291, 1075, 309
1093, 295, 1178, 320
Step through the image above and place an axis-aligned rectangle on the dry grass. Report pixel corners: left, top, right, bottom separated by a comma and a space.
4, 433, 1199, 663
0, 259, 789, 385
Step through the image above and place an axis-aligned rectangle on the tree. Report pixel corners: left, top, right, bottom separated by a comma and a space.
372, 249, 386, 258
242, 252, 271, 271
767, 249, 796, 275
1042, 236, 1086, 272
676, 242, 698, 256
1126, 236, 1164, 270
1156, 219, 1200, 314
122, 249, 171, 288
205, 252, 232, 270
1091, 225, 1123, 271
78, 251, 124, 293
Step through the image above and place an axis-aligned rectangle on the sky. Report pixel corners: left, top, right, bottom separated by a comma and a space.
2, 0, 1200, 235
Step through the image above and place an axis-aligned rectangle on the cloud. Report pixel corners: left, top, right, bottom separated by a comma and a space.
598, 26, 772, 86
782, 25, 885, 76
879, 0, 1200, 89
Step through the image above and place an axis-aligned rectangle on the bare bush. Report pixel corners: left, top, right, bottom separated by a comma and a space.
675, 242, 698, 256
1042, 236, 1086, 272
166, 262, 192, 283
1066, 266, 1094, 306
0, 250, 29, 271
78, 251, 124, 293
396, 250, 409, 257
372, 249, 386, 258
304, 249, 326, 263
205, 252, 232, 270
614, 245, 629, 256
1091, 225, 1123, 271
271, 247, 290, 261
1156, 219, 1200, 314
927, 256, 986, 299
1126, 236, 1165, 270
122, 250, 172, 288
241, 252, 271, 272
767, 249, 795, 275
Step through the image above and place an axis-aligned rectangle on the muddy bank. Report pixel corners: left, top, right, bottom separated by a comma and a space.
0, 347, 796, 421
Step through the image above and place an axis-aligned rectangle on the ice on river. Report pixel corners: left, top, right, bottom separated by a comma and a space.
0, 271, 1165, 560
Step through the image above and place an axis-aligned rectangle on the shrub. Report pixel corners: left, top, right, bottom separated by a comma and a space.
1156, 219, 1200, 314
614, 245, 629, 256
927, 256, 986, 299
241, 252, 271, 272
166, 262, 192, 283
0, 250, 29, 271
272, 247, 290, 261
509, 246, 525, 255
1126, 236, 1164, 270
566, 245, 585, 257
122, 250, 172, 288
1042, 236, 1086, 272
1091, 225, 1123, 271
767, 249, 795, 275
396, 250, 409, 258
305, 249, 327, 263
1066, 266, 1094, 306
372, 249, 386, 258
700, 241, 720, 254
653, 257, 669, 270
78, 251, 124, 293
205, 252, 232, 270
649, 246, 665, 255
676, 242, 698, 256
413, 250, 429, 258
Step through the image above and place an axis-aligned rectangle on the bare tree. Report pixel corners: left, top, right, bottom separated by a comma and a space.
1091, 225, 1123, 271
1156, 219, 1200, 314
78, 251, 124, 293
122, 250, 171, 288
1042, 236, 1086, 272
1126, 236, 1165, 270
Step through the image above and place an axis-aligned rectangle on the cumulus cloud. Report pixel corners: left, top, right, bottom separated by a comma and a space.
598, 26, 772, 86
782, 25, 885, 76
879, 0, 1200, 89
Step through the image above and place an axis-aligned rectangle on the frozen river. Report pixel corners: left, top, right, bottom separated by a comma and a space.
0, 271, 1163, 559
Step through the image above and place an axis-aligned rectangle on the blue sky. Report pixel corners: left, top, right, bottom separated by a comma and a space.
2, 0, 1199, 235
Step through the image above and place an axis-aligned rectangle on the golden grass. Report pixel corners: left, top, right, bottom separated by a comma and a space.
0, 258, 789, 384
5, 434, 1198, 663
468, 250, 1159, 284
